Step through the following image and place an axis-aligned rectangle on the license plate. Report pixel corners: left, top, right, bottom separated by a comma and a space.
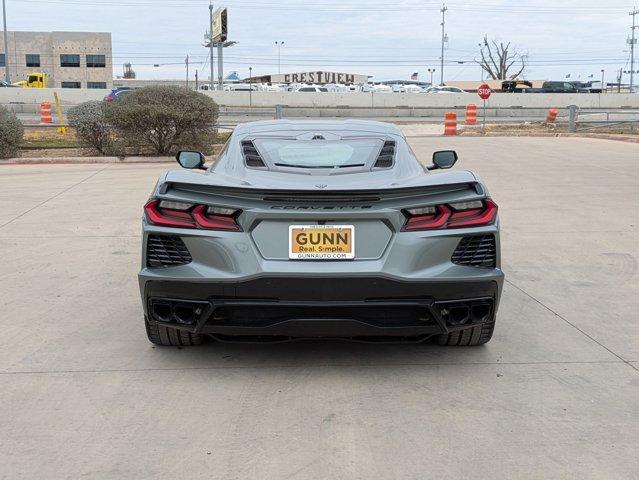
289, 225, 355, 259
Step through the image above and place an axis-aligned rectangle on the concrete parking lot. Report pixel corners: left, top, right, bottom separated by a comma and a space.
1, 137, 638, 479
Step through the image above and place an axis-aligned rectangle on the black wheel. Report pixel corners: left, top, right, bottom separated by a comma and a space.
144, 317, 204, 346
436, 320, 495, 346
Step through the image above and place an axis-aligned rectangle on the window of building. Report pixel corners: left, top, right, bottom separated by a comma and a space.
61, 81, 81, 88
87, 82, 107, 89
26, 54, 41, 67
60, 54, 81, 67
0, 54, 5, 67
86, 54, 106, 68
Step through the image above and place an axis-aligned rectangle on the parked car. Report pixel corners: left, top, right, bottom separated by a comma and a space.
104, 87, 134, 102
424, 86, 467, 93
293, 85, 329, 92
139, 120, 503, 346
571, 81, 603, 93
526, 81, 589, 93
224, 83, 259, 91
0, 80, 19, 87
501, 80, 534, 93
257, 83, 285, 92
361, 83, 393, 93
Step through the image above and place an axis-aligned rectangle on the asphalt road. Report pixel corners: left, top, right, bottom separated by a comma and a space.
1, 137, 638, 479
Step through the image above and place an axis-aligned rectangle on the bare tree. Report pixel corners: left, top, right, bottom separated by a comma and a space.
477, 36, 527, 80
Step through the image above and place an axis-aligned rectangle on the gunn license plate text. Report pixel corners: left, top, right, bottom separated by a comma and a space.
289, 225, 355, 259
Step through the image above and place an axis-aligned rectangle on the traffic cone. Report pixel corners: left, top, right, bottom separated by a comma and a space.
444, 112, 457, 135
546, 108, 558, 123
40, 102, 53, 124
465, 104, 477, 125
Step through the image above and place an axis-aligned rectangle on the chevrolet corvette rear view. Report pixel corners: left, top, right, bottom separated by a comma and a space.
139, 120, 504, 346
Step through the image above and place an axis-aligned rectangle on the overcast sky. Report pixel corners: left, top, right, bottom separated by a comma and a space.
5, 0, 638, 84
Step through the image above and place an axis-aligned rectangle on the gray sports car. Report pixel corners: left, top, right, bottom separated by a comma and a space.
139, 120, 503, 346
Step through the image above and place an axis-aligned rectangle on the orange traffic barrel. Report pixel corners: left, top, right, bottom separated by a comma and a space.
465, 104, 477, 125
546, 108, 558, 123
444, 112, 457, 135
40, 101, 53, 124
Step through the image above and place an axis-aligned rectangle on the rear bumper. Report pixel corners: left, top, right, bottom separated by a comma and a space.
142, 276, 502, 340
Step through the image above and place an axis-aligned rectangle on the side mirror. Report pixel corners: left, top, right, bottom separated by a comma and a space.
176, 150, 206, 170
429, 150, 458, 170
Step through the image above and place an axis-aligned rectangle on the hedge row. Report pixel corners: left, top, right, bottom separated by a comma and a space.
0, 106, 24, 159
68, 85, 220, 156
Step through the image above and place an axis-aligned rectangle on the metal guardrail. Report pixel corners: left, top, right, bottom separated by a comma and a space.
564, 105, 639, 132
14, 104, 639, 132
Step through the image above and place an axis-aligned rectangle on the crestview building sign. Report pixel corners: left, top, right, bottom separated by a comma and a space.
271, 71, 369, 84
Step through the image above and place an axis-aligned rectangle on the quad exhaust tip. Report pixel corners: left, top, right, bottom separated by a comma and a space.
438, 300, 493, 326
150, 300, 207, 325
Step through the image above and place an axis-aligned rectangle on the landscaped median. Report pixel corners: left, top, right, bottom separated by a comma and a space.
1, 85, 228, 164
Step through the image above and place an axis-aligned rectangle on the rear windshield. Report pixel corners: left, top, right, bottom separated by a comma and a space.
253, 138, 383, 169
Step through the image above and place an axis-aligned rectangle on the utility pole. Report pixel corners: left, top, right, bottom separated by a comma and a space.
217, 43, 224, 90
617, 68, 623, 93
600, 69, 605, 93
185, 55, 189, 89
439, 4, 447, 85
209, 3, 215, 90
630, 8, 638, 93
478, 43, 484, 81
248, 66, 252, 108
2, 0, 10, 82
195, 69, 199, 90
275, 41, 284, 74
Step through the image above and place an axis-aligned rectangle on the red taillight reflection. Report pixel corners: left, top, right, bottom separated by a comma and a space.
403, 199, 497, 231
144, 199, 241, 231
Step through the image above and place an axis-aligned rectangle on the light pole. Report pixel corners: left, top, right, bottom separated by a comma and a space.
630, 8, 638, 93
209, 3, 215, 90
439, 3, 447, 85
478, 43, 484, 81
275, 41, 284, 75
601, 69, 605, 93
248, 66, 252, 108
2, 0, 10, 82
427, 68, 435, 86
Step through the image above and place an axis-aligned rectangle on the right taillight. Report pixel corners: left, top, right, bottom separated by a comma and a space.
144, 199, 241, 231
403, 199, 497, 231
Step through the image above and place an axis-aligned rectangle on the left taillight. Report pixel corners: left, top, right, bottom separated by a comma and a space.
403, 199, 497, 231
144, 199, 241, 231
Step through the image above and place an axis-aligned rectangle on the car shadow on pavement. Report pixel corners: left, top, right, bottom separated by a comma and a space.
146, 337, 500, 370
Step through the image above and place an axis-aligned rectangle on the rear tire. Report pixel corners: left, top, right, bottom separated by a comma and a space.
436, 320, 495, 346
145, 317, 204, 346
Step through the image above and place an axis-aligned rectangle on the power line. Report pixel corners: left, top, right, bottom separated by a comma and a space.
12, 0, 634, 14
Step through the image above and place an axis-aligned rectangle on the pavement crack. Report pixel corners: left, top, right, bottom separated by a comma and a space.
0, 165, 111, 230
505, 279, 639, 373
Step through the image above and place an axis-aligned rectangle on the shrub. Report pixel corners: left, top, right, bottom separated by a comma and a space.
67, 101, 113, 154
104, 86, 219, 155
0, 105, 24, 159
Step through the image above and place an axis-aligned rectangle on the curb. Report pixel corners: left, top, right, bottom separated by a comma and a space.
1, 156, 175, 165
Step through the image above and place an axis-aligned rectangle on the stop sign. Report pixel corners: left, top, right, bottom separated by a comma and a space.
478, 83, 492, 100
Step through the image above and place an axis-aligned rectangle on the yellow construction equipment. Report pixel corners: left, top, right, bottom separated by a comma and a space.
53, 92, 67, 135
13, 72, 48, 88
